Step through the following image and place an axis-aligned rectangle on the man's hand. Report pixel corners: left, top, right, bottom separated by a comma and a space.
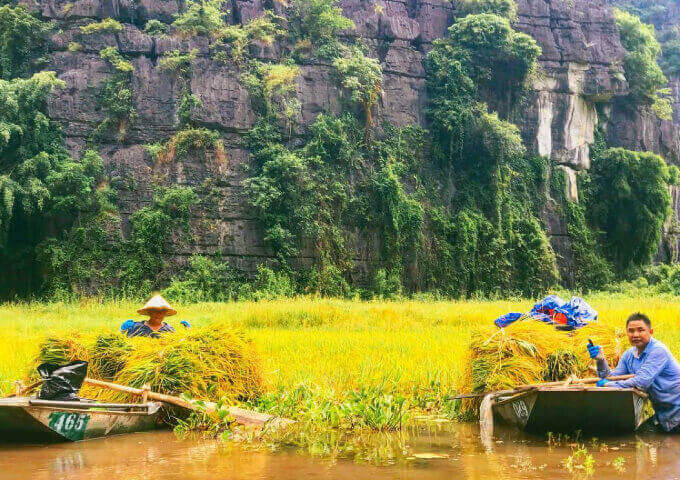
596, 379, 610, 387
587, 343, 604, 360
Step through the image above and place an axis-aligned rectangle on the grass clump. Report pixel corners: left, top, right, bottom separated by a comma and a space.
149, 128, 226, 163
80, 18, 123, 34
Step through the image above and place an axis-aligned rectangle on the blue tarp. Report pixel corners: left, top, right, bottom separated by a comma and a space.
494, 312, 524, 328
529, 312, 552, 323
529, 295, 565, 318
495, 295, 597, 329
553, 296, 598, 328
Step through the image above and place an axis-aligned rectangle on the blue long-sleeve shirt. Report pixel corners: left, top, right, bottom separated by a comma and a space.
597, 337, 680, 431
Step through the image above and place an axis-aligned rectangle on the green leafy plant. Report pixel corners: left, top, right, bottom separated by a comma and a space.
215, 11, 284, 62
0, 72, 109, 296
172, 0, 225, 37
150, 127, 225, 163
289, 0, 355, 60
0, 5, 50, 80
588, 147, 672, 273
456, 0, 518, 20
94, 47, 136, 141
80, 18, 123, 34
614, 8, 672, 120
332, 46, 383, 139
143, 19, 168, 36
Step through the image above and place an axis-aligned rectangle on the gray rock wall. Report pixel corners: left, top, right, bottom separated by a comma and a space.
29, 0, 680, 277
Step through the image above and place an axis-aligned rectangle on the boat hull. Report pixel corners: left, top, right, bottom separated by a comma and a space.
493, 387, 650, 434
0, 397, 163, 443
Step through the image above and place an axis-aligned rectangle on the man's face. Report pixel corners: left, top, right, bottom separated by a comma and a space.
626, 320, 653, 349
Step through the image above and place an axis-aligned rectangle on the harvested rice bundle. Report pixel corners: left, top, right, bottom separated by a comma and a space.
30, 324, 264, 406
543, 350, 579, 381
34, 334, 93, 370
571, 323, 627, 373
90, 333, 132, 380
99, 324, 264, 403
458, 320, 626, 419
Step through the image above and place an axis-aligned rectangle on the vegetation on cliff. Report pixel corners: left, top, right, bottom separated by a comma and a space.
0, 0, 678, 300
614, 8, 672, 120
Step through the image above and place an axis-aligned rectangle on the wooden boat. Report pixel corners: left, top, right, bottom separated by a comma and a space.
0, 397, 163, 443
492, 386, 651, 433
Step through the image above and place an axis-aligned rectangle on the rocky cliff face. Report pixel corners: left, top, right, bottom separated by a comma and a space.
28, 0, 680, 275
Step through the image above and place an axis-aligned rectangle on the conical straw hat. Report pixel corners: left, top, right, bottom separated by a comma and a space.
137, 294, 177, 316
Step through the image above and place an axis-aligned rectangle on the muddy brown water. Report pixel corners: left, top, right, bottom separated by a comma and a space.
2, 423, 680, 480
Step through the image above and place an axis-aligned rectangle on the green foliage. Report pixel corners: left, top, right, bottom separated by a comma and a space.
371, 269, 402, 299
95, 47, 136, 141
159, 49, 197, 77
80, 18, 123, 34
668, 164, 680, 186
445, 13, 541, 96
0, 72, 97, 240
244, 144, 317, 259
249, 384, 409, 432
151, 127, 225, 162
242, 61, 300, 132
100, 46, 133, 72
456, 0, 518, 21
332, 47, 383, 135
658, 27, 680, 77
215, 11, 284, 63
172, 0, 225, 37
40, 186, 199, 298
614, 8, 672, 120
563, 200, 614, 291
143, 19, 168, 36
163, 255, 239, 302
588, 147, 672, 273
117, 186, 199, 295
617, 0, 669, 26
423, 10, 556, 297
67, 42, 82, 52
0, 5, 49, 80
244, 113, 429, 291
0, 76, 108, 295
0, 11, 111, 297
249, 265, 298, 299
289, 0, 355, 60
38, 210, 119, 298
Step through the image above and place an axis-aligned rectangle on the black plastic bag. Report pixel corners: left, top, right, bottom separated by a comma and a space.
37, 361, 88, 401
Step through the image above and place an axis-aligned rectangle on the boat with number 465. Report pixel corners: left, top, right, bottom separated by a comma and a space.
0, 396, 163, 443
492, 386, 651, 433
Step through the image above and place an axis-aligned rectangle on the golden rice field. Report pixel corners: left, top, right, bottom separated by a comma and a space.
1, 294, 680, 397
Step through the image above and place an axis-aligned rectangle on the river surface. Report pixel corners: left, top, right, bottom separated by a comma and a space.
2, 423, 680, 480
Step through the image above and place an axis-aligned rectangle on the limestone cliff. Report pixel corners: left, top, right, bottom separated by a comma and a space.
27, 0, 680, 276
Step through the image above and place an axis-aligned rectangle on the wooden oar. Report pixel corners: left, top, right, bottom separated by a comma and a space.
83, 378, 294, 428
453, 374, 635, 400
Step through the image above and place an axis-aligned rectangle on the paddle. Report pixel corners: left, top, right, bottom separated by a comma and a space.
82, 378, 294, 428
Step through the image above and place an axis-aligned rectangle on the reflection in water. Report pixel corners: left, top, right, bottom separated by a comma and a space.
1, 424, 679, 480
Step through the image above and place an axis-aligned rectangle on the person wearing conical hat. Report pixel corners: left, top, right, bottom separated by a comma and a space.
121, 294, 178, 338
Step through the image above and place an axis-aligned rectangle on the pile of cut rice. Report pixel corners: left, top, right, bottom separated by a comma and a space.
457, 320, 626, 419
32, 324, 264, 404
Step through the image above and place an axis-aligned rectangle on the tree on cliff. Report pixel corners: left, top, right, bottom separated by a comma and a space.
588, 148, 672, 273
614, 8, 673, 120
0, 5, 49, 80
0, 72, 110, 296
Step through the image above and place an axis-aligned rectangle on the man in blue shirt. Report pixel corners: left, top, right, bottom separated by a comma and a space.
588, 312, 680, 432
